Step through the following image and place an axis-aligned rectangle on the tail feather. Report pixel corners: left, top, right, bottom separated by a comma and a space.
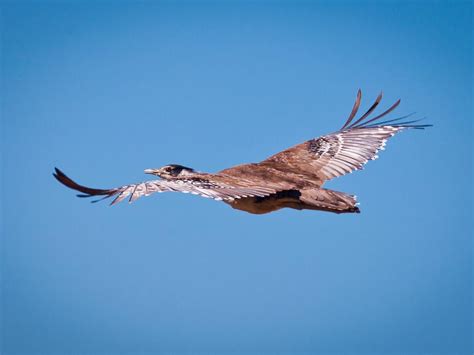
299, 188, 360, 214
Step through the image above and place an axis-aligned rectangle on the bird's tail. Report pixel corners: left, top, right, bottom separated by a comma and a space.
299, 188, 360, 214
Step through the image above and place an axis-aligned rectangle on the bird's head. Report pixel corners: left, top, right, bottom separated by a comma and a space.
144, 164, 195, 179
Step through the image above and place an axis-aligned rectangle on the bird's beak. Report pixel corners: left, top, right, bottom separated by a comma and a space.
144, 169, 158, 175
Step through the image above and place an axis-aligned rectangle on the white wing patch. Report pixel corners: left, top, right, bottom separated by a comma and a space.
308, 126, 403, 180
108, 178, 277, 205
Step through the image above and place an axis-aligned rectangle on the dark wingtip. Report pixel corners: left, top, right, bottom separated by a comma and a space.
54, 167, 64, 177
338, 91, 432, 131
349, 97, 403, 129
53, 167, 114, 198
346, 91, 384, 129
340, 89, 363, 130
53, 167, 61, 178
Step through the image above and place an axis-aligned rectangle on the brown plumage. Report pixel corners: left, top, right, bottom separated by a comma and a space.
54, 90, 430, 214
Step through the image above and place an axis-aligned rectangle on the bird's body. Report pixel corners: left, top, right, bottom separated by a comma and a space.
54, 91, 430, 214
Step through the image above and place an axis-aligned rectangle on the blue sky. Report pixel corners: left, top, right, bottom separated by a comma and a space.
1, 1, 472, 354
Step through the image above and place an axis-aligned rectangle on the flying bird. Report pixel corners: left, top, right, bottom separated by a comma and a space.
54, 90, 430, 214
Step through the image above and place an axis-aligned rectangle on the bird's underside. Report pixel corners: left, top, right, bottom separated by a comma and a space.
54, 90, 430, 214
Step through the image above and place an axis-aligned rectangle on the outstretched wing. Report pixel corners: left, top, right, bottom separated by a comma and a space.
53, 168, 277, 205
262, 90, 431, 183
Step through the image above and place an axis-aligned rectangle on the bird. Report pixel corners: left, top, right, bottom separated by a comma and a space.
54, 90, 430, 214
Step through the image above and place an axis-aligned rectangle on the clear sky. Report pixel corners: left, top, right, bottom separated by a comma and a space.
1, 1, 472, 354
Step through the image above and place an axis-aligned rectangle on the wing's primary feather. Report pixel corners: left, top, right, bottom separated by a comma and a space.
53, 168, 115, 197
262, 91, 431, 183
340, 89, 362, 130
